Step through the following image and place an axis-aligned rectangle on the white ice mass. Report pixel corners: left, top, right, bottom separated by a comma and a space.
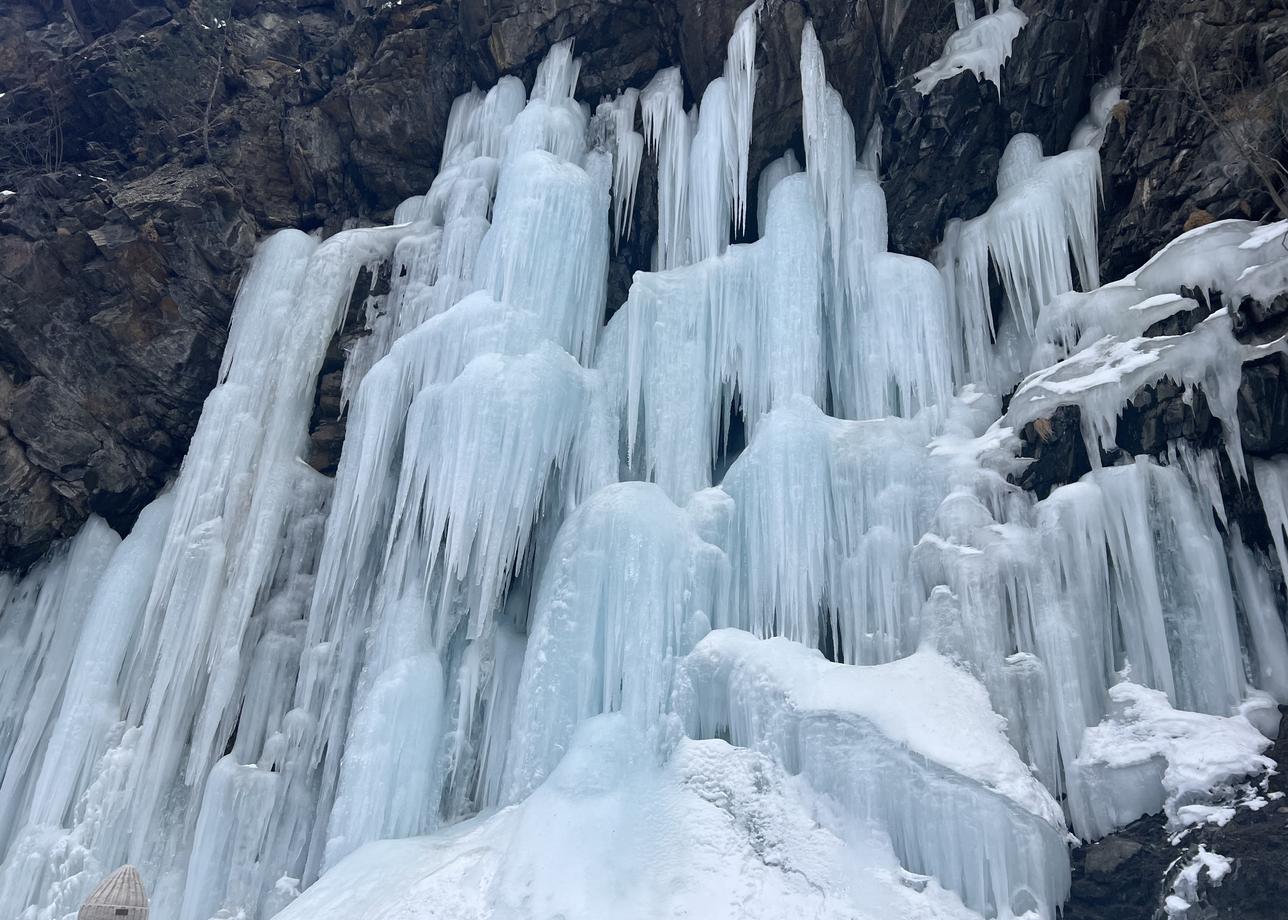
1, 3, 1287, 920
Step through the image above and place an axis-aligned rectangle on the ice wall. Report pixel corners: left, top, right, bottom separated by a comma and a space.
1, 5, 1287, 920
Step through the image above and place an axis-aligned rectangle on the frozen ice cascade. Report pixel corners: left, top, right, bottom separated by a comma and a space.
2, 6, 1288, 920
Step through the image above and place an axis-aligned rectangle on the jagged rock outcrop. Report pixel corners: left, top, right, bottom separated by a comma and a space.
1100, 0, 1288, 278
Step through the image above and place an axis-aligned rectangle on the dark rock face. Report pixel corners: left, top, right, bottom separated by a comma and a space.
1066, 707, 1288, 920
0, 0, 471, 566
1100, 0, 1288, 279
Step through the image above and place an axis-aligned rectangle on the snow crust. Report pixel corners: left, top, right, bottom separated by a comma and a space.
1068, 682, 1274, 838
274, 715, 982, 920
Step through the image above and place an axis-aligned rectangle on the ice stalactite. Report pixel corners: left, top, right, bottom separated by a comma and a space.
1070, 75, 1122, 151
595, 88, 644, 249
916, 0, 1028, 96
0, 519, 118, 859
716, 398, 948, 663
639, 1, 760, 269
290, 69, 620, 882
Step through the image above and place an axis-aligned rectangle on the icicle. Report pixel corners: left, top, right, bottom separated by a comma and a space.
22, 496, 174, 835
0, 518, 118, 856
987, 135, 1101, 339
800, 24, 957, 419
638, 2, 760, 267
475, 150, 610, 366
718, 398, 946, 662
601, 89, 644, 249
640, 68, 691, 270
724, 0, 761, 235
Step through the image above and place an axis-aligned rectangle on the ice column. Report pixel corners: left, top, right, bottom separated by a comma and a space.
801, 22, 955, 420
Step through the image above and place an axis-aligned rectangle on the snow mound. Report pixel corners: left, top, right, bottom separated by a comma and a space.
271, 715, 980, 920
1067, 681, 1276, 838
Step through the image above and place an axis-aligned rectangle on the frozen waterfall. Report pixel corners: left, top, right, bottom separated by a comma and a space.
1, 4, 1287, 920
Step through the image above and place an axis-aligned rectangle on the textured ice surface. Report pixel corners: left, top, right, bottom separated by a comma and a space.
1033, 219, 1288, 366
2, 8, 1287, 920
915, 0, 1027, 95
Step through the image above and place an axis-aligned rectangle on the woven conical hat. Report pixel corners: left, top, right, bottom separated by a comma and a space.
78, 865, 149, 919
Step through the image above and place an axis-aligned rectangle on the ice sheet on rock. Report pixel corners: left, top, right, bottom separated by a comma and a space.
1168, 845, 1231, 917
914, 0, 1027, 95
0, 518, 118, 856
1227, 525, 1288, 703
1003, 313, 1246, 476
623, 174, 824, 499
274, 715, 981, 920
717, 398, 948, 663
679, 630, 1068, 919
1067, 681, 1275, 838
1253, 455, 1288, 585
498, 482, 728, 803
